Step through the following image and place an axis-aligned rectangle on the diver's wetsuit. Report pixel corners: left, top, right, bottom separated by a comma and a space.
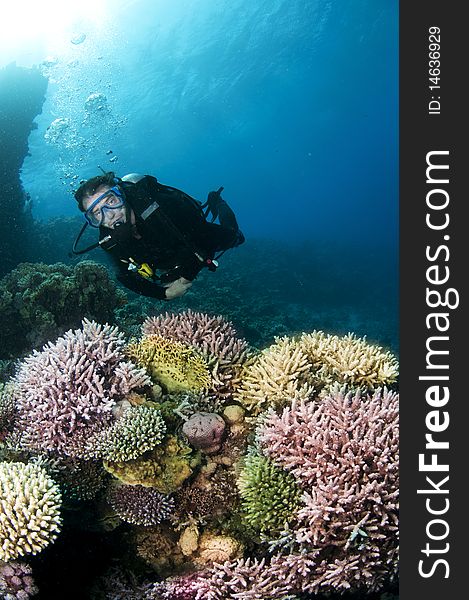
99, 175, 244, 299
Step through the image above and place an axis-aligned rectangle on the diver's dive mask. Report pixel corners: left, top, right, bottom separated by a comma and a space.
84, 185, 125, 228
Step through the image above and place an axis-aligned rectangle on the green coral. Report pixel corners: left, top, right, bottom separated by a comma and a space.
104, 435, 200, 494
237, 452, 302, 537
0, 260, 127, 359
83, 405, 166, 462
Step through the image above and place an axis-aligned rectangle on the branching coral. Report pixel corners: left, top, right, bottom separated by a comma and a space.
237, 452, 302, 537
142, 310, 253, 402
78, 404, 166, 462
30, 454, 108, 502
255, 388, 399, 592
298, 331, 399, 391
235, 336, 315, 415
0, 462, 62, 562
107, 483, 174, 526
127, 335, 211, 394
12, 319, 151, 457
236, 331, 398, 415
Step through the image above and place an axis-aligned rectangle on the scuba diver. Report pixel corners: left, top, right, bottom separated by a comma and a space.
72, 172, 245, 300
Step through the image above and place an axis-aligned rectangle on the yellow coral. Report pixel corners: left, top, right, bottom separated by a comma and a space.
236, 332, 399, 415
298, 331, 399, 390
236, 336, 315, 415
127, 335, 211, 393
103, 435, 198, 493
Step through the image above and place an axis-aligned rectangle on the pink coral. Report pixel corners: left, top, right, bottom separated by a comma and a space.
182, 412, 226, 453
12, 319, 151, 457
255, 387, 399, 593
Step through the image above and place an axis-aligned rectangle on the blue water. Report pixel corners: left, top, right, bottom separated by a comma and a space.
1, 0, 398, 352
3, 0, 397, 247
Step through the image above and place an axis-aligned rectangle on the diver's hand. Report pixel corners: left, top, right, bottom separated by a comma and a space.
164, 277, 193, 300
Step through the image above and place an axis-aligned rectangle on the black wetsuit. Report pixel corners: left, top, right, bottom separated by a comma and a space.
99, 175, 244, 299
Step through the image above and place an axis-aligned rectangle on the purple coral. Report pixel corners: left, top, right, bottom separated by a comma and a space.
0, 561, 38, 599
12, 319, 151, 457
182, 412, 226, 453
107, 484, 174, 526
145, 572, 212, 600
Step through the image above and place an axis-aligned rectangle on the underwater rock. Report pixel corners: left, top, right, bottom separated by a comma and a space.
0, 64, 47, 276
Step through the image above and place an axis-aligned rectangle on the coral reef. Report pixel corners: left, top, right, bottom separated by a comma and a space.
182, 412, 226, 454
0, 261, 127, 359
298, 330, 399, 391
12, 319, 151, 457
0, 560, 39, 599
236, 332, 398, 415
142, 310, 253, 402
0, 462, 62, 562
0, 310, 399, 596
252, 388, 400, 594
127, 335, 211, 394
237, 452, 302, 537
107, 483, 174, 526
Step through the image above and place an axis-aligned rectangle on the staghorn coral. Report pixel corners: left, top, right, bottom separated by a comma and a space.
104, 435, 198, 493
237, 452, 302, 537
107, 483, 174, 526
0, 462, 62, 562
236, 331, 398, 415
298, 331, 399, 392
0, 560, 39, 599
127, 335, 211, 394
255, 388, 399, 593
235, 336, 315, 415
0, 260, 127, 359
142, 310, 253, 402
12, 319, 151, 457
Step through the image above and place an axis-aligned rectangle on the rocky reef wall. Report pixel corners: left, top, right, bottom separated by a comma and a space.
0, 63, 47, 277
